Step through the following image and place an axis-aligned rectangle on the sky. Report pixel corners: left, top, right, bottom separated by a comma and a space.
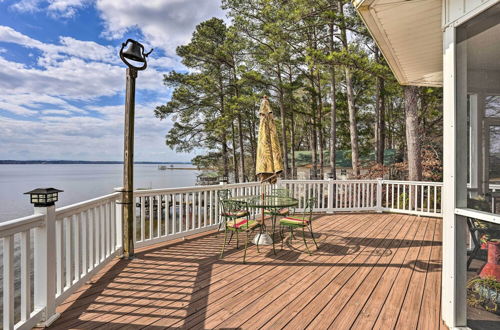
0, 0, 225, 162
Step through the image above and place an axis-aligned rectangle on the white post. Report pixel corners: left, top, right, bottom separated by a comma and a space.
442, 26, 467, 328
33, 205, 59, 327
114, 187, 124, 254
327, 177, 334, 213
376, 178, 383, 213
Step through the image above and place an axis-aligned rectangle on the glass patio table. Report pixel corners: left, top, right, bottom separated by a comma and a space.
229, 195, 299, 253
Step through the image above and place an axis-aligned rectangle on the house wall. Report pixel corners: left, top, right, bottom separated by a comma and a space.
442, 1, 500, 328
444, 0, 500, 26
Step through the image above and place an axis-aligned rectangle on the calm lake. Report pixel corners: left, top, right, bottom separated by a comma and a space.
0, 164, 199, 222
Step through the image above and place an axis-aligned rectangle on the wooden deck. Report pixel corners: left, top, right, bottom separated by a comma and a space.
47, 213, 445, 329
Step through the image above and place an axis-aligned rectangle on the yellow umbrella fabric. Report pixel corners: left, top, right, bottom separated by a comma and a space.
256, 96, 283, 184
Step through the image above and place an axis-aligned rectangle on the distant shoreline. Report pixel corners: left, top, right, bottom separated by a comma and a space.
0, 160, 192, 165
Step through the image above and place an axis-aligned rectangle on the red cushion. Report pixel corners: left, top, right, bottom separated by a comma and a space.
228, 219, 249, 229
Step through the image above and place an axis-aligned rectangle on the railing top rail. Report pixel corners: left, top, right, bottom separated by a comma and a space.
55, 192, 120, 219
380, 179, 443, 185
133, 181, 263, 197
0, 213, 45, 238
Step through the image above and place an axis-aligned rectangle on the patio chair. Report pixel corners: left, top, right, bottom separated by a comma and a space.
264, 188, 292, 217
217, 189, 249, 234
219, 200, 261, 263
466, 196, 500, 269
279, 197, 318, 255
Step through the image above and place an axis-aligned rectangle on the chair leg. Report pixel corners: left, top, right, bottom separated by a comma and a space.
309, 225, 319, 249
227, 231, 234, 245
302, 227, 311, 256
255, 229, 260, 253
243, 230, 249, 264
289, 226, 294, 243
220, 229, 229, 259
467, 243, 481, 270
280, 225, 284, 250
236, 231, 239, 249
271, 215, 276, 255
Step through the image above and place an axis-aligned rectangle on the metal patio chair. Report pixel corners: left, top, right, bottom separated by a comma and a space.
219, 199, 261, 263
279, 196, 319, 255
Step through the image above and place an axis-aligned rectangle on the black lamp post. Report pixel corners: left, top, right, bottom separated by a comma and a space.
24, 188, 63, 207
119, 39, 152, 258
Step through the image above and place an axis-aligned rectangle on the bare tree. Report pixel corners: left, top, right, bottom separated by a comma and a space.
404, 85, 422, 181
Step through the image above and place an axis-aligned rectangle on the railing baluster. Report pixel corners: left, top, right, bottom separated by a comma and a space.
180, 193, 184, 232
434, 185, 438, 213
82, 210, 88, 276
157, 195, 162, 237
74, 213, 80, 281
56, 219, 63, 294
203, 190, 208, 227
3, 235, 14, 330
148, 196, 154, 239
100, 204, 105, 261
173, 194, 178, 233
20, 230, 31, 322
88, 209, 94, 271
140, 197, 145, 242
65, 217, 73, 288
111, 200, 116, 251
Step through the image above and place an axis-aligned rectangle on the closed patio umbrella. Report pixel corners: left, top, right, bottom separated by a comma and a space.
256, 96, 283, 184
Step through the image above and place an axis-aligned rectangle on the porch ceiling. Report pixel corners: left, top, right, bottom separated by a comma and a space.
355, 0, 443, 87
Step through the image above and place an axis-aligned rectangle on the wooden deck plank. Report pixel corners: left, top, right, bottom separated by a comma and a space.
417, 216, 443, 330
213, 214, 400, 329
324, 214, 419, 329
50, 214, 353, 329
45, 213, 444, 330
395, 217, 438, 328
97, 214, 357, 329
286, 214, 409, 329
339, 214, 422, 329
372, 216, 432, 329
153, 213, 385, 329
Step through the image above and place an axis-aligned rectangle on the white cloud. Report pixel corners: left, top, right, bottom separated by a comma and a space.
96, 0, 225, 56
0, 102, 188, 161
10, 0, 91, 18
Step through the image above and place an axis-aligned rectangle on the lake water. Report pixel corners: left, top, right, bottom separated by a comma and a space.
0, 164, 199, 222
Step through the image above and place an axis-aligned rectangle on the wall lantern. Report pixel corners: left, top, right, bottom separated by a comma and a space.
24, 188, 63, 207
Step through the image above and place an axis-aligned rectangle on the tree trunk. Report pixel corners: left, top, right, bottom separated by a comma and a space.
404, 85, 422, 181
277, 64, 289, 179
231, 121, 239, 183
222, 134, 229, 179
328, 23, 337, 179
237, 113, 245, 182
291, 111, 296, 179
288, 69, 296, 179
345, 67, 360, 177
231, 63, 246, 182
339, 1, 360, 177
375, 48, 386, 165
317, 69, 325, 178
309, 70, 319, 179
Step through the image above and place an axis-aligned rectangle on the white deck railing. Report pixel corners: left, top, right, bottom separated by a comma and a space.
0, 179, 443, 329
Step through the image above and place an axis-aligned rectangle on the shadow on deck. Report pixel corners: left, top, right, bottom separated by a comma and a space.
47, 213, 446, 329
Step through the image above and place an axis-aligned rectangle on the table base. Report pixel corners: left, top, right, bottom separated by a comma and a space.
253, 232, 273, 245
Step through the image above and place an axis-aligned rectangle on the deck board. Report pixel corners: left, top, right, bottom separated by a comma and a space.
47, 213, 445, 330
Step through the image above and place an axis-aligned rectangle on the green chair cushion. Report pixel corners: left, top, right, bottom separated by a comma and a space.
264, 208, 290, 216
222, 210, 249, 218
280, 216, 309, 226
227, 219, 259, 230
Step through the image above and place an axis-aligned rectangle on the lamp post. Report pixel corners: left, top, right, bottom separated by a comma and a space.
119, 39, 153, 258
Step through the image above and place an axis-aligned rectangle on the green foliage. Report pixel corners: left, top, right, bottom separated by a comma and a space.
155, 0, 443, 182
